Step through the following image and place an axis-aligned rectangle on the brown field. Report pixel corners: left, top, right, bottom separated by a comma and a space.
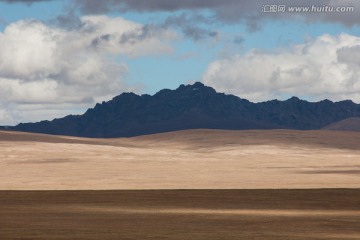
1, 189, 360, 240
1, 129, 360, 189
1, 130, 360, 239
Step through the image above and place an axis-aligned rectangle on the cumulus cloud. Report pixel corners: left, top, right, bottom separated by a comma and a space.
72, 0, 360, 27
202, 33, 360, 102
0, 16, 174, 125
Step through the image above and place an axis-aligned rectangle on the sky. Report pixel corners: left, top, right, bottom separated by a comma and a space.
1, 0, 360, 125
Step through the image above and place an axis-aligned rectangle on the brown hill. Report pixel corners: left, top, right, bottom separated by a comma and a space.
1, 129, 360, 190
322, 117, 360, 132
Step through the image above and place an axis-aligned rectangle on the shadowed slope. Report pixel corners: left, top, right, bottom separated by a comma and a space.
323, 117, 360, 132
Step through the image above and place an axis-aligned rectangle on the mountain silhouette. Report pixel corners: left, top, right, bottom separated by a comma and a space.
10, 82, 360, 137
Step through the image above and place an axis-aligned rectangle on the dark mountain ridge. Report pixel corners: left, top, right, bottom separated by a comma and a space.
9, 82, 360, 137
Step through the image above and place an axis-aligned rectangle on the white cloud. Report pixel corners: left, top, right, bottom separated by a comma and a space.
0, 15, 175, 125
0, 20, 59, 80
203, 33, 360, 102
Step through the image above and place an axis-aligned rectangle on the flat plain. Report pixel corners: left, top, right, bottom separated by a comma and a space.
1, 129, 360, 239
1, 189, 360, 240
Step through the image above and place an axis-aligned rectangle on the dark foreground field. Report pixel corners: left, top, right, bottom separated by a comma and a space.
1, 189, 360, 240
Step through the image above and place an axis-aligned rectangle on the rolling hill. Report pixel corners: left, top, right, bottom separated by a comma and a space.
323, 117, 360, 132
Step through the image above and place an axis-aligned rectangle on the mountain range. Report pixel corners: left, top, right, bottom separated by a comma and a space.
7, 82, 360, 137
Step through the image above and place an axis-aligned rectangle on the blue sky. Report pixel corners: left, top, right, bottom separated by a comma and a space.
1, 0, 360, 124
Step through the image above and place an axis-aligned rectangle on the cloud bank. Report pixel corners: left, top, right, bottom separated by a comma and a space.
0, 16, 174, 125
73, 0, 360, 27
203, 33, 360, 102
